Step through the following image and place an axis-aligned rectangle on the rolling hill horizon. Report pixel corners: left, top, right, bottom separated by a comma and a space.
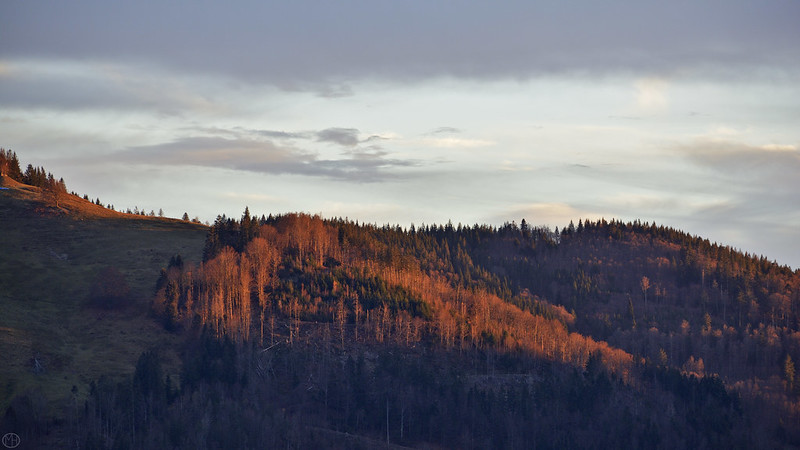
2, 152, 800, 448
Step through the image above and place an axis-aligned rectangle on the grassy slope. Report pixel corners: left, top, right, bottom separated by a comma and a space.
0, 176, 207, 414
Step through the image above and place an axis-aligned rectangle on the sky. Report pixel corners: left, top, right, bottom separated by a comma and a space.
1, 1, 799, 269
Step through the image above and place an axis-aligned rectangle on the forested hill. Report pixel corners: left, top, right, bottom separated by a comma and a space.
145, 210, 799, 448
2, 149, 800, 448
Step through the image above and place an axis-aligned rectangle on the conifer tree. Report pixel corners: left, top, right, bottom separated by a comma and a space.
44, 173, 67, 207
0, 149, 22, 181
0, 149, 8, 177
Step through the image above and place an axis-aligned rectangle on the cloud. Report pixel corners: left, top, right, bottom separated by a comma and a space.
313, 83, 354, 99
189, 126, 396, 150
316, 128, 361, 147
0, 61, 13, 77
635, 78, 669, 112
363, 134, 390, 144
3, 2, 798, 90
689, 143, 799, 217
193, 126, 321, 143
598, 192, 730, 218
421, 138, 495, 149
675, 138, 800, 184
0, 59, 222, 115
344, 146, 390, 160
315, 128, 398, 149
761, 144, 797, 152
252, 129, 313, 141
671, 138, 800, 250
114, 136, 417, 183
219, 192, 282, 203
499, 161, 536, 172
429, 127, 462, 135
119, 136, 311, 168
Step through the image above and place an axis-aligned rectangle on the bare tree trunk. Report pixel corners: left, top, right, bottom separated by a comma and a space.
400, 405, 405, 441
386, 397, 390, 446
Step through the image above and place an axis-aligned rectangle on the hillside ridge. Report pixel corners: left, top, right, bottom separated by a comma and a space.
0, 175, 208, 448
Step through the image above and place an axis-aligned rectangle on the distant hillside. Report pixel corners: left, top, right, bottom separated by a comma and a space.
1, 172, 127, 220
1, 149, 199, 222
0, 175, 207, 448
136, 210, 796, 448
2, 150, 800, 448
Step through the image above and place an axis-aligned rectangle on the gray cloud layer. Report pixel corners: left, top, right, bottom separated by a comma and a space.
674, 139, 800, 218
115, 135, 416, 183
677, 140, 799, 183
3, 1, 798, 89
317, 128, 361, 147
